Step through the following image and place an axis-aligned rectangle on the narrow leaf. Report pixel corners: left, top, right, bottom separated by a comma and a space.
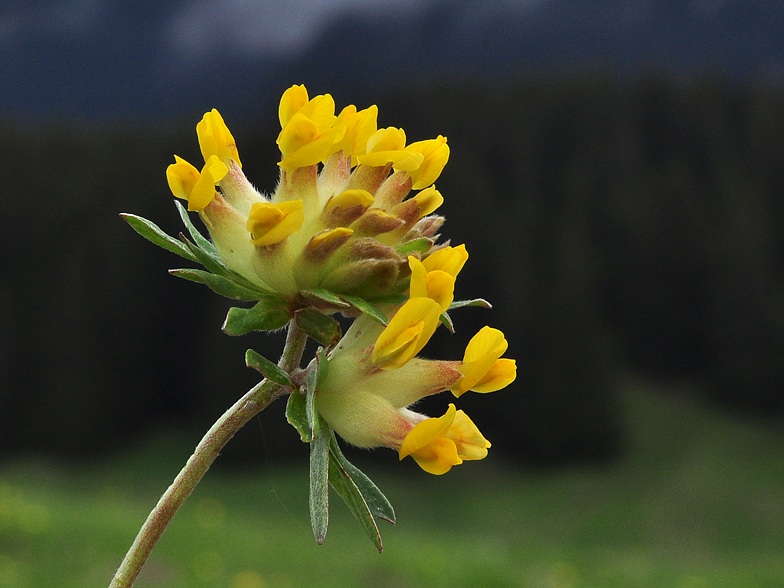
340, 295, 389, 326
121, 213, 197, 262
286, 391, 311, 442
301, 289, 350, 308
305, 359, 319, 440
449, 298, 493, 310
316, 347, 329, 388
169, 268, 273, 301
397, 237, 433, 256
309, 416, 331, 544
329, 434, 396, 524
439, 311, 455, 333
222, 303, 291, 335
295, 309, 342, 348
245, 349, 294, 387
174, 200, 218, 254
180, 234, 232, 278
366, 294, 408, 307
328, 451, 383, 552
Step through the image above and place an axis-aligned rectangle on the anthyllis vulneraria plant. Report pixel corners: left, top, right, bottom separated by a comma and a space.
110, 84, 516, 588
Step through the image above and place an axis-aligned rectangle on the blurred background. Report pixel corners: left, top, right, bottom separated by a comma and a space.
2, 1, 784, 587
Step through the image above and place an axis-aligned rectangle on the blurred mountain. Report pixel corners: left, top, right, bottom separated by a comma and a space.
0, 0, 782, 123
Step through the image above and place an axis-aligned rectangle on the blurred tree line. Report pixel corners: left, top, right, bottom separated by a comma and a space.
2, 73, 783, 466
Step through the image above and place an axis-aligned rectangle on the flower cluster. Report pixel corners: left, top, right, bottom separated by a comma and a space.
166, 86, 449, 301
161, 85, 516, 475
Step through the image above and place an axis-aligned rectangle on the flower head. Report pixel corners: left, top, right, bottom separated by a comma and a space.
156, 85, 515, 476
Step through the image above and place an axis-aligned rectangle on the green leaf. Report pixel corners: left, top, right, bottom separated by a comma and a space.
295, 309, 342, 348
286, 391, 311, 442
121, 213, 198, 262
174, 200, 218, 255
439, 311, 455, 333
340, 295, 389, 326
222, 303, 291, 335
366, 294, 408, 307
328, 449, 383, 552
309, 415, 331, 545
329, 434, 396, 524
449, 298, 492, 310
305, 358, 319, 441
169, 268, 274, 301
397, 237, 433, 256
180, 234, 232, 278
316, 347, 329, 388
245, 349, 294, 387
301, 289, 350, 309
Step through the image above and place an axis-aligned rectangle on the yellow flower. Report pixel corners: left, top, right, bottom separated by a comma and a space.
399, 404, 491, 475
166, 154, 228, 211
247, 200, 304, 246
277, 91, 345, 169
331, 104, 378, 165
422, 244, 468, 277
357, 127, 423, 170
399, 135, 449, 190
408, 256, 455, 314
278, 84, 309, 128
451, 326, 517, 397
371, 297, 442, 370
197, 108, 241, 167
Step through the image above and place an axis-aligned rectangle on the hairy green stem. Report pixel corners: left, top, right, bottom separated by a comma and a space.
108, 320, 306, 588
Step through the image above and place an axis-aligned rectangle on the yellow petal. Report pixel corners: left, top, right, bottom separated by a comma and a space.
445, 409, 491, 460
277, 116, 346, 169
464, 326, 508, 363
411, 186, 444, 218
357, 127, 423, 169
297, 94, 337, 133
307, 227, 353, 254
277, 113, 320, 160
334, 104, 378, 164
401, 135, 449, 190
371, 297, 441, 370
408, 256, 429, 299
470, 358, 517, 393
399, 403, 456, 458
452, 326, 511, 397
422, 244, 468, 278
166, 155, 200, 201
197, 108, 241, 167
408, 256, 455, 313
409, 437, 461, 475
166, 155, 227, 211
325, 189, 375, 213
279, 84, 309, 128
247, 199, 304, 246
424, 270, 455, 314
366, 127, 406, 153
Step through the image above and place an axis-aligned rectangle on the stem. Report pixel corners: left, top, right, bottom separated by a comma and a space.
109, 320, 306, 588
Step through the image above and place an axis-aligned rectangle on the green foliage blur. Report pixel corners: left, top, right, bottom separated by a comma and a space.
2, 74, 784, 464
2, 384, 783, 587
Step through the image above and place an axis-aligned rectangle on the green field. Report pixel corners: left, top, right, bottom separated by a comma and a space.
1, 382, 783, 588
